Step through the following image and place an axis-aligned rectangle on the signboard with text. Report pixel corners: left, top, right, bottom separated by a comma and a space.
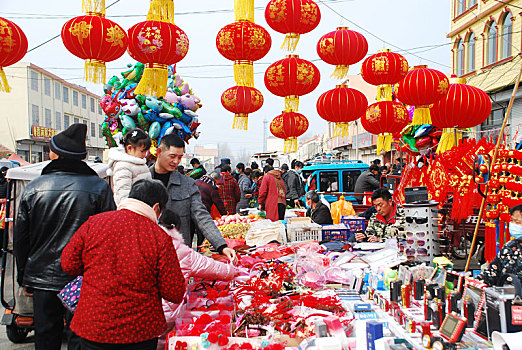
352, 132, 377, 148
31, 125, 58, 141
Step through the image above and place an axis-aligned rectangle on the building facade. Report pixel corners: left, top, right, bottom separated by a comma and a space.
0, 62, 107, 163
449, 0, 522, 143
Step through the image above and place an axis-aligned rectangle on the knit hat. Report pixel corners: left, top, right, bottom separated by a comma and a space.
50, 123, 87, 159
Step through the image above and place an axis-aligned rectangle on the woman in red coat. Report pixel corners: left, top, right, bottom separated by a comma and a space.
258, 169, 286, 221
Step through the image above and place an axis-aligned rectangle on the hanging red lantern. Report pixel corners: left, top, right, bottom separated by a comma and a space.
362, 101, 410, 155
361, 49, 409, 101
264, 55, 320, 111
127, 20, 189, 97
316, 27, 368, 79
270, 111, 309, 153
396, 65, 449, 125
431, 76, 492, 153
62, 15, 128, 84
216, 21, 272, 87
221, 86, 264, 130
316, 85, 368, 137
0, 17, 28, 93
265, 0, 321, 51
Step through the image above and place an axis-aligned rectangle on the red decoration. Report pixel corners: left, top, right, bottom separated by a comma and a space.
316, 27, 368, 79
264, 55, 320, 111
362, 101, 410, 154
221, 86, 264, 129
62, 15, 127, 84
431, 76, 492, 153
396, 65, 449, 125
0, 17, 28, 92
127, 20, 189, 97
265, 0, 321, 51
361, 50, 409, 101
270, 111, 309, 153
316, 85, 368, 137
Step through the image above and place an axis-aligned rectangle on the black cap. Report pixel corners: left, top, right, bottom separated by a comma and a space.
50, 123, 87, 159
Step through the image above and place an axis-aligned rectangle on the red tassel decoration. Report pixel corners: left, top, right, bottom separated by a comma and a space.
484, 222, 497, 263
499, 221, 505, 250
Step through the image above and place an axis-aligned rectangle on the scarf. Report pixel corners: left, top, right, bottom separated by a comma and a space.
117, 198, 158, 223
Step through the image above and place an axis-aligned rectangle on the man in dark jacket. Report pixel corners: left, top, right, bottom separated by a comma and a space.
354, 164, 380, 203
305, 190, 333, 225
236, 163, 252, 212
0, 166, 8, 199
285, 161, 304, 208
195, 171, 228, 246
14, 124, 116, 350
189, 158, 206, 180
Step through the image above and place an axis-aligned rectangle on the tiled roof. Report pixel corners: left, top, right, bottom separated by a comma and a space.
0, 144, 14, 158
466, 55, 522, 93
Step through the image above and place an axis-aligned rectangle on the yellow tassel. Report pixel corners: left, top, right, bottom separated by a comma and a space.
82, 0, 105, 16
412, 106, 431, 126
436, 128, 462, 154
331, 65, 350, 80
0, 68, 11, 93
333, 123, 349, 137
232, 114, 249, 130
376, 135, 384, 155
234, 61, 254, 87
234, 0, 254, 22
134, 64, 169, 98
84, 59, 106, 84
383, 133, 393, 152
284, 138, 297, 153
377, 85, 393, 102
281, 33, 300, 51
147, 0, 175, 24
285, 96, 299, 112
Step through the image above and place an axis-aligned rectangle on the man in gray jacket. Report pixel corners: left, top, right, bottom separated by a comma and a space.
285, 161, 304, 208
151, 134, 236, 263
354, 164, 381, 203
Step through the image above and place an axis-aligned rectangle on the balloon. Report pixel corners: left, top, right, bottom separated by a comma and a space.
149, 121, 161, 139
414, 124, 434, 139
415, 136, 431, 149
120, 115, 136, 130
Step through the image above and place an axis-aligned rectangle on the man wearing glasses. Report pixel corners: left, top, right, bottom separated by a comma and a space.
355, 188, 405, 242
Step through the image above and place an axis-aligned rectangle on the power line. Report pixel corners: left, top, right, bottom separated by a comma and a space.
493, 0, 522, 10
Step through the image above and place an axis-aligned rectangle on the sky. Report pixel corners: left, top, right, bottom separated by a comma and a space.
0, 0, 451, 157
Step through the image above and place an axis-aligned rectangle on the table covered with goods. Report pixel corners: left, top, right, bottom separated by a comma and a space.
167, 214, 515, 350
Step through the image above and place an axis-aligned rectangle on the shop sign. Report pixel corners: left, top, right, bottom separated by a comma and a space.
352, 132, 377, 148
31, 125, 58, 141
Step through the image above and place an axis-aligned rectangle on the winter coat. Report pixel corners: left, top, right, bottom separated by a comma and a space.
195, 175, 227, 215
108, 148, 152, 205
218, 172, 241, 215
258, 170, 286, 222
284, 169, 304, 201
150, 166, 227, 252
236, 173, 252, 212
13, 159, 115, 291
158, 226, 236, 350
62, 199, 185, 344
306, 201, 333, 225
354, 170, 380, 202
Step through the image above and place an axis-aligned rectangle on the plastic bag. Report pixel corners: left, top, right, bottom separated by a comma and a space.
294, 244, 329, 289
330, 197, 356, 224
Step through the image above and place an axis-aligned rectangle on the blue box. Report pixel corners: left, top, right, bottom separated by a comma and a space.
366, 321, 384, 350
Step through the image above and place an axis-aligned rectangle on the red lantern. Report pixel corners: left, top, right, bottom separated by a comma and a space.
62, 15, 128, 84
431, 76, 492, 153
0, 17, 28, 93
361, 50, 409, 101
316, 85, 368, 137
396, 65, 449, 125
265, 0, 321, 51
264, 55, 320, 111
216, 21, 272, 87
127, 20, 189, 97
221, 86, 264, 130
270, 111, 309, 153
316, 27, 368, 79
362, 101, 410, 155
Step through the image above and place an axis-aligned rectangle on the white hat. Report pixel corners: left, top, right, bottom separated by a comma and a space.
492, 331, 522, 350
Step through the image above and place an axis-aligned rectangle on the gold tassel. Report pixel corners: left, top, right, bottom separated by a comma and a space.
234, 61, 254, 87
281, 33, 300, 51
134, 63, 169, 98
285, 95, 299, 112
232, 114, 249, 130
146, 0, 175, 24
284, 138, 298, 153
331, 65, 350, 80
377, 84, 393, 102
0, 68, 11, 93
412, 106, 431, 126
82, 0, 105, 16
234, 0, 254, 22
376, 135, 384, 155
382, 133, 393, 152
436, 128, 462, 154
333, 123, 349, 137
84, 59, 106, 84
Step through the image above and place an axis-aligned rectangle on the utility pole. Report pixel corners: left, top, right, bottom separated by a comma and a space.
263, 118, 268, 153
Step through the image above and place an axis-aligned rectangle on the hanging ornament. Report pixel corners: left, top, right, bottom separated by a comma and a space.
270, 111, 309, 153
265, 0, 321, 51
221, 86, 264, 130
146, 0, 175, 24
0, 17, 28, 92
316, 27, 368, 79
361, 49, 409, 101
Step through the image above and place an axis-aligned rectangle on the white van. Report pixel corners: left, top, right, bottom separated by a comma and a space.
248, 152, 293, 169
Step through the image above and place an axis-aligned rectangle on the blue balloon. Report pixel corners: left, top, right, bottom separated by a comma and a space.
149, 121, 161, 139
